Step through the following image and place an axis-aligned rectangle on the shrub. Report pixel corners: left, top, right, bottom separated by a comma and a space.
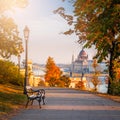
109, 81, 120, 95
75, 81, 85, 90
0, 60, 24, 86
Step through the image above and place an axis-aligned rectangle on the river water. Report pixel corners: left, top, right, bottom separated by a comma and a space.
33, 69, 108, 93
87, 76, 108, 93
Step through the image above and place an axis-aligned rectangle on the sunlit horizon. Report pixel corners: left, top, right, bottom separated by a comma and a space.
9, 0, 96, 64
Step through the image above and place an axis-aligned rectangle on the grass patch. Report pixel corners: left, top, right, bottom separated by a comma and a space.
0, 84, 27, 118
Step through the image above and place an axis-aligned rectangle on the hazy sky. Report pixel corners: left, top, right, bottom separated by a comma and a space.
11, 0, 95, 64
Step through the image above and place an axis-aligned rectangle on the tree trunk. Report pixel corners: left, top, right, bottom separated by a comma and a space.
108, 44, 115, 94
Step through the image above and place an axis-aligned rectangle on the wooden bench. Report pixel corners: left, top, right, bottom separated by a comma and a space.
25, 87, 46, 108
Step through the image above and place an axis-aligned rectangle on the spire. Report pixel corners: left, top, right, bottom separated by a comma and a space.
72, 54, 74, 63
70, 54, 75, 77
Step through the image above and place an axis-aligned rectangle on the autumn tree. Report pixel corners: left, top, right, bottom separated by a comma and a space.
38, 79, 45, 87
45, 56, 62, 87
0, 0, 28, 59
75, 81, 85, 90
54, 0, 120, 94
0, 16, 24, 59
110, 60, 120, 95
60, 75, 71, 87
91, 59, 101, 92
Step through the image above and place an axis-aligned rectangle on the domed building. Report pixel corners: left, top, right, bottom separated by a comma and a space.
69, 49, 108, 89
69, 49, 88, 88
77, 49, 88, 61
71, 49, 89, 76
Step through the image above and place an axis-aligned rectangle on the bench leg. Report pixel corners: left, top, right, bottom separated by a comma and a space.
31, 100, 34, 105
26, 99, 30, 108
43, 99, 45, 105
38, 100, 41, 109
42, 96, 45, 105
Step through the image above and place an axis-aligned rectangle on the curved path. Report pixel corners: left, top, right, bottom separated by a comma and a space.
11, 87, 120, 120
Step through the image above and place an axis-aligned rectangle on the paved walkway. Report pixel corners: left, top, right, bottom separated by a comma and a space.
11, 88, 120, 120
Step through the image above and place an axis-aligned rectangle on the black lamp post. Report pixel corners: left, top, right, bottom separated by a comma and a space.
18, 54, 21, 73
23, 25, 30, 94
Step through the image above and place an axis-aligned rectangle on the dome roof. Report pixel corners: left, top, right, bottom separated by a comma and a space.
78, 49, 88, 60
78, 49, 87, 57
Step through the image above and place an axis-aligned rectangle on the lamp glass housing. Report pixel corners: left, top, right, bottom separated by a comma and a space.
24, 26, 29, 39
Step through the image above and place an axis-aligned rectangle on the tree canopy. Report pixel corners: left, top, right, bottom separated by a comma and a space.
0, 0, 28, 59
0, 0, 28, 13
54, 0, 120, 94
45, 56, 71, 87
0, 16, 23, 58
45, 56, 62, 87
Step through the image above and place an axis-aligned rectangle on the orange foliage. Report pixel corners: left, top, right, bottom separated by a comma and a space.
45, 57, 61, 86
115, 68, 120, 81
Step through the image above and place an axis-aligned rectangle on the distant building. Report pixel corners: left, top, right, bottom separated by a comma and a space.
69, 49, 108, 89
70, 49, 108, 76
20, 60, 45, 87
71, 49, 89, 75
